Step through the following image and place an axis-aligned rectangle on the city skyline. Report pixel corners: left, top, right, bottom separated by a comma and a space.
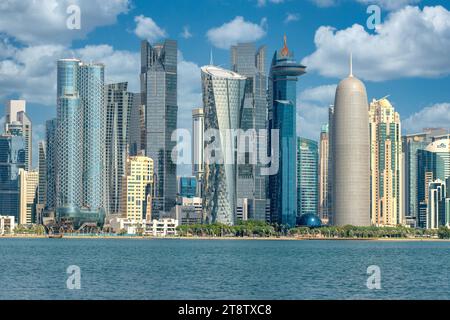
0, 1, 449, 176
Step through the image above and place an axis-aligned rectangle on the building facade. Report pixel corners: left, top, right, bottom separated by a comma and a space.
178, 176, 197, 198
120, 155, 154, 221
426, 179, 447, 229
19, 169, 38, 224
140, 39, 178, 217
332, 55, 370, 226
297, 137, 319, 217
201, 65, 246, 225
318, 124, 330, 224
231, 42, 268, 221
268, 36, 306, 227
192, 108, 204, 197
369, 97, 403, 226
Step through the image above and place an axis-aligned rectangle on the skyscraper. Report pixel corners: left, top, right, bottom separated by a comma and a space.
268, 36, 306, 227
332, 55, 370, 226
36, 141, 46, 223
297, 137, 319, 217
201, 65, 246, 225
319, 124, 330, 224
426, 179, 447, 229
140, 39, 178, 218
177, 176, 197, 198
4, 100, 32, 170
192, 108, 204, 197
327, 106, 334, 225
105, 82, 133, 214
128, 92, 144, 156
55, 58, 105, 227
19, 169, 38, 224
45, 119, 57, 213
231, 43, 268, 221
369, 97, 403, 226
0, 134, 26, 221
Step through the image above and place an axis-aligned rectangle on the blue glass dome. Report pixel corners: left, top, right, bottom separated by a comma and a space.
297, 214, 322, 228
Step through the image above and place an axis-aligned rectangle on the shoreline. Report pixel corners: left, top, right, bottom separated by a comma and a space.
1, 234, 448, 241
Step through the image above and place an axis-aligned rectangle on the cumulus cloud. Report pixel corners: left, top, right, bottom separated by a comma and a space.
257, 0, 284, 7
284, 13, 300, 24
302, 5, 450, 81
297, 84, 336, 140
0, 0, 129, 45
133, 15, 167, 42
355, 0, 421, 10
402, 103, 450, 134
309, 0, 338, 8
206, 16, 267, 49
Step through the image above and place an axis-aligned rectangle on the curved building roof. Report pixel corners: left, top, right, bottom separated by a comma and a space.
426, 139, 450, 153
201, 65, 246, 80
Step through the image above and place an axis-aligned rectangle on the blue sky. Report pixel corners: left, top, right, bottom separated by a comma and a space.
0, 0, 449, 170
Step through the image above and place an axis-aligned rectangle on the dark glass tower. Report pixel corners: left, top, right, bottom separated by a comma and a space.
140, 39, 178, 218
268, 36, 306, 227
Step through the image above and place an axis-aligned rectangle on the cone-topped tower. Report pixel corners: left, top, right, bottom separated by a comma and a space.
332, 54, 370, 226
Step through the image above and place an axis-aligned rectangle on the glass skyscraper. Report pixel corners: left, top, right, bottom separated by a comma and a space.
140, 39, 178, 218
55, 59, 105, 228
178, 176, 197, 198
0, 134, 26, 220
201, 65, 246, 225
268, 36, 306, 227
231, 43, 268, 221
297, 137, 319, 217
45, 118, 57, 213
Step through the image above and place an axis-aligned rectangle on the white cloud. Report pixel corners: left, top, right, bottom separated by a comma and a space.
0, 0, 129, 45
402, 103, 450, 134
181, 26, 193, 39
206, 16, 267, 49
355, 0, 421, 10
302, 5, 450, 81
309, 0, 338, 8
257, 0, 284, 7
284, 13, 300, 24
297, 84, 336, 140
133, 15, 167, 42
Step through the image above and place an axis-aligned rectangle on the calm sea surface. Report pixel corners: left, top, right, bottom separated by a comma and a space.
1, 238, 450, 300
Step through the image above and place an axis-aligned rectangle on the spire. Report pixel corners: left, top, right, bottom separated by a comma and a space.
210, 49, 214, 66
281, 34, 289, 57
349, 52, 353, 77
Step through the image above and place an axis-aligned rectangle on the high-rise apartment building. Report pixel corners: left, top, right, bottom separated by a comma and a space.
268, 36, 306, 227
4, 100, 32, 170
297, 137, 319, 217
192, 108, 204, 197
332, 55, 370, 226
19, 169, 39, 224
201, 65, 246, 225
231, 43, 268, 221
369, 97, 403, 226
105, 82, 134, 214
55, 58, 106, 227
140, 39, 178, 218
120, 155, 154, 221
0, 134, 26, 221
318, 124, 330, 223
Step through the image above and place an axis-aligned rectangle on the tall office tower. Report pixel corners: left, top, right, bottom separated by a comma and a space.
231, 43, 268, 221
55, 59, 105, 227
120, 155, 154, 221
297, 137, 319, 217
268, 36, 306, 227
426, 179, 447, 229
319, 124, 330, 223
105, 82, 133, 214
332, 55, 370, 226
36, 141, 46, 223
4, 100, 32, 170
0, 134, 26, 221
192, 108, 204, 197
402, 128, 447, 222
140, 39, 178, 218
417, 139, 450, 228
45, 119, 57, 212
327, 106, 334, 224
177, 176, 197, 198
201, 65, 246, 225
19, 169, 39, 224
369, 97, 403, 226
128, 93, 144, 156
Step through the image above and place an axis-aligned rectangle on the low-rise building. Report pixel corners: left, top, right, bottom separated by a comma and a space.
176, 197, 202, 225
0, 216, 15, 235
110, 217, 145, 235
145, 218, 178, 237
